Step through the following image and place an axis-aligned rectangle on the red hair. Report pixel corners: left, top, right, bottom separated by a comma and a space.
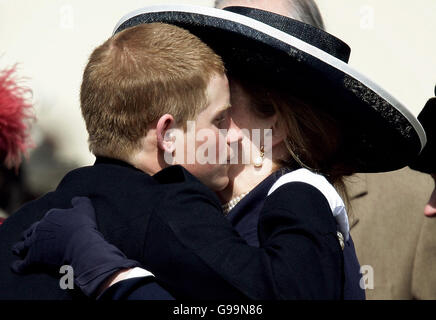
0, 65, 33, 169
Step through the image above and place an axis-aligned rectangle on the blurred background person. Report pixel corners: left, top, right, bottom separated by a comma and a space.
410, 89, 436, 217
0, 64, 79, 222
347, 146, 436, 299
0, 65, 34, 224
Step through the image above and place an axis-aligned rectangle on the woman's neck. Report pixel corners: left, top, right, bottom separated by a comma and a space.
218, 141, 291, 203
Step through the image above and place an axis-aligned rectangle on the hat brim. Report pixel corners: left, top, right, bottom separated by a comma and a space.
114, 5, 426, 173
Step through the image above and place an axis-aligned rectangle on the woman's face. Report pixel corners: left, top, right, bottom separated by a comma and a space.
227, 80, 277, 167
230, 82, 254, 169
228, 82, 261, 132
215, 80, 284, 201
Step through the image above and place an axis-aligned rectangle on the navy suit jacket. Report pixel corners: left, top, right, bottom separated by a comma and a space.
0, 158, 245, 300
226, 171, 365, 300
103, 169, 364, 300
0, 158, 345, 300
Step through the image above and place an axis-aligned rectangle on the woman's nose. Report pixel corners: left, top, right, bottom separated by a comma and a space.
226, 118, 243, 145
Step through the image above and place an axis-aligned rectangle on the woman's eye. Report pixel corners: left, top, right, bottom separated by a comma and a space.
215, 113, 227, 124
214, 109, 230, 127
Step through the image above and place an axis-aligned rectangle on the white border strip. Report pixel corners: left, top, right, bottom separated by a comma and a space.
113, 4, 426, 151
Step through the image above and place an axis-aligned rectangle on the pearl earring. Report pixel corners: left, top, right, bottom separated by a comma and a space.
254, 145, 265, 168
167, 133, 175, 141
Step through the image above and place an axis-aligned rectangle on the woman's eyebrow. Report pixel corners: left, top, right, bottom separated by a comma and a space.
219, 104, 232, 112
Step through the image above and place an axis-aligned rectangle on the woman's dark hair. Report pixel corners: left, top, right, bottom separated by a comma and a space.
230, 76, 358, 204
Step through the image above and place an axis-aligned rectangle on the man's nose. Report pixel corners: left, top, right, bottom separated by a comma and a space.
424, 188, 436, 217
226, 118, 243, 145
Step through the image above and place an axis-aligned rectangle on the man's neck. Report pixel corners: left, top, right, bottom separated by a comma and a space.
94, 156, 143, 172
127, 150, 164, 176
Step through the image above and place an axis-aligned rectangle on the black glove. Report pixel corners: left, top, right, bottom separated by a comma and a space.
11, 197, 141, 297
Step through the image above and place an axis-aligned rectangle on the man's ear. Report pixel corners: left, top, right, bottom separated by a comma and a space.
156, 114, 177, 153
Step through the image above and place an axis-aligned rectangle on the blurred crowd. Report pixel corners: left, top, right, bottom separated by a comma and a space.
0, 66, 78, 222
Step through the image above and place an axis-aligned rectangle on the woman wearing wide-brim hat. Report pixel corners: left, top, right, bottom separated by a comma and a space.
114, 5, 425, 172
12, 5, 426, 300
112, 5, 425, 298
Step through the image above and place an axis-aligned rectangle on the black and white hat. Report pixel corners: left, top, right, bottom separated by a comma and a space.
113, 5, 426, 173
